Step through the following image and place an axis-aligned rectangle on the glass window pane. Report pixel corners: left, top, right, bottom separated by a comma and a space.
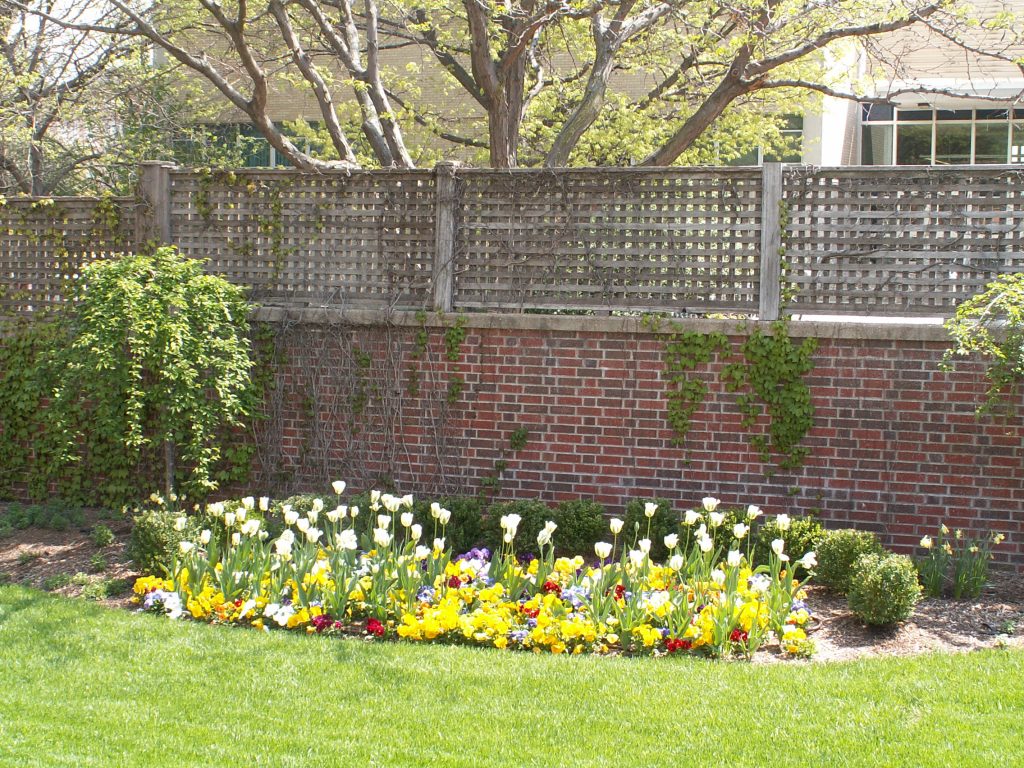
862, 104, 894, 122
897, 109, 933, 121
1012, 122, 1024, 164
861, 125, 893, 164
976, 109, 1009, 120
936, 109, 974, 121
896, 124, 932, 164
934, 123, 971, 164
974, 122, 1008, 164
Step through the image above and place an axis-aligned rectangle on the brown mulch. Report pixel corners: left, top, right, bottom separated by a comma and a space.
1, 515, 1022, 661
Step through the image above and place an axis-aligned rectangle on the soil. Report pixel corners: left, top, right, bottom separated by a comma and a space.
2, 514, 1022, 662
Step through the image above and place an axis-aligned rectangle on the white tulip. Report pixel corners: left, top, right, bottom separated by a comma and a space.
259, 497, 270, 512
296, 518, 310, 533
311, 498, 324, 514
414, 545, 431, 561
349, 505, 359, 519
664, 533, 679, 550
241, 496, 255, 510
746, 505, 762, 521
776, 514, 791, 531
594, 542, 612, 560
336, 529, 358, 551
698, 534, 713, 553
727, 550, 742, 568
373, 528, 392, 548
709, 511, 725, 528
544, 520, 558, 535
669, 554, 684, 571
400, 512, 414, 528
327, 505, 344, 523
683, 509, 702, 526
173, 516, 188, 532
433, 537, 446, 552
231, 532, 241, 546
644, 502, 658, 518
332, 480, 346, 496
537, 529, 552, 547
207, 502, 224, 518
430, 502, 442, 519
628, 549, 646, 568
638, 538, 651, 555
179, 541, 194, 554
733, 523, 749, 539
307, 508, 318, 524
304, 527, 322, 544
401, 494, 414, 509
920, 535, 933, 549
438, 508, 451, 525
377, 514, 391, 529
199, 529, 211, 545
283, 506, 298, 526
223, 512, 236, 528
771, 538, 785, 556
702, 497, 720, 512
609, 518, 624, 534
236, 507, 247, 522
410, 524, 422, 542
798, 551, 817, 569
711, 569, 725, 585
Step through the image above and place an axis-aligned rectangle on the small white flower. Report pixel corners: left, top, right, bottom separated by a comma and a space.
296, 518, 310, 533
733, 523, 749, 539
797, 551, 817, 569
199, 529, 211, 545
224, 512, 236, 528
373, 528, 391, 548
273, 604, 294, 627
644, 502, 658, 518
683, 509, 702, 526
430, 502, 442, 519
178, 541, 194, 555
698, 534, 713, 553
241, 496, 255, 511
307, 508, 319, 525
304, 527, 322, 544
207, 502, 224, 518
327, 506, 344, 523
332, 480, 346, 496
349, 505, 359, 519
433, 537, 446, 552
400, 512, 414, 528
708, 512, 725, 528
609, 518, 624, 534
173, 516, 188, 532
776, 514, 791, 531
749, 574, 771, 594
336, 529, 358, 551
401, 494, 414, 509
259, 497, 270, 512
231, 532, 241, 546
711, 569, 725, 585
771, 538, 785, 556
377, 514, 391, 529
438, 508, 451, 526
414, 545, 431, 560
702, 496, 720, 513
727, 550, 742, 568
594, 541, 612, 559
628, 549, 646, 568
663, 533, 679, 550
537, 529, 552, 547
410, 524, 422, 542
283, 506, 298, 526
668, 554, 684, 571
638, 538, 652, 555
311, 498, 324, 514
746, 505, 762, 521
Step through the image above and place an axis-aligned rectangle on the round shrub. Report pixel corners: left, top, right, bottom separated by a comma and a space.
816, 528, 885, 593
623, 499, 679, 560
847, 553, 922, 626
552, 500, 605, 556
128, 503, 199, 575
481, 499, 554, 553
754, 514, 825, 575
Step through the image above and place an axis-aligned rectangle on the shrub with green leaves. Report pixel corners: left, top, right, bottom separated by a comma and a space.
847, 553, 922, 626
815, 529, 885, 593
45, 245, 256, 505
754, 514, 825, 575
128, 500, 199, 575
551, 500, 605, 556
92, 524, 116, 548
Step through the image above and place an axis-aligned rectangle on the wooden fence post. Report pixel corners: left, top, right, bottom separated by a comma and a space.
433, 161, 460, 312
758, 162, 783, 321
136, 161, 175, 250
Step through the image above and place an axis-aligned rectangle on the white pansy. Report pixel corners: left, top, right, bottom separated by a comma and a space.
702, 496, 720, 512
594, 542, 612, 560
664, 533, 679, 550
332, 480, 346, 496
727, 550, 742, 568
272, 604, 294, 627
373, 528, 392, 548
644, 502, 658, 518
749, 574, 771, 594
609, 518, 624, 534
683, 509, 702, 526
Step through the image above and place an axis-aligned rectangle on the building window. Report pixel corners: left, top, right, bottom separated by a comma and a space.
861, 105, 1024, 165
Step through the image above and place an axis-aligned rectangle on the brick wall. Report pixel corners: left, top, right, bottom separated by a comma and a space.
254, 310, 1024, 568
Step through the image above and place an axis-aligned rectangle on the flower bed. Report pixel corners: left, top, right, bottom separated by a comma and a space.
133, 490, 817, 659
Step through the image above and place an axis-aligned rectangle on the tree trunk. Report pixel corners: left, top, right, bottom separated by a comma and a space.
488, 60, 527, 168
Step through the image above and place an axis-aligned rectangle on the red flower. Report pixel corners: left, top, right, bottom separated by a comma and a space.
366, 618, 386, 637
729, 629, 748, 644
447, 575, 463, 589
665, 638, 693, 653
521, 606, 539, 618
542, 580, 561, 595
613, 584, 626, 600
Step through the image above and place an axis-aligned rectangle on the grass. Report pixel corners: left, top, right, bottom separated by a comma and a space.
1, 586, 1022, 767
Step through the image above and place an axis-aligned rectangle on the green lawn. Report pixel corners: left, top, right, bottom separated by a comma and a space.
0, 586, 1021, 767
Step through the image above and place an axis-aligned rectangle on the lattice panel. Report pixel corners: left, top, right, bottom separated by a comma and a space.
0, 197, 134, 317
454, 168, 763, 313
169, 170, 435, 309
784, 167, 1024, 315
